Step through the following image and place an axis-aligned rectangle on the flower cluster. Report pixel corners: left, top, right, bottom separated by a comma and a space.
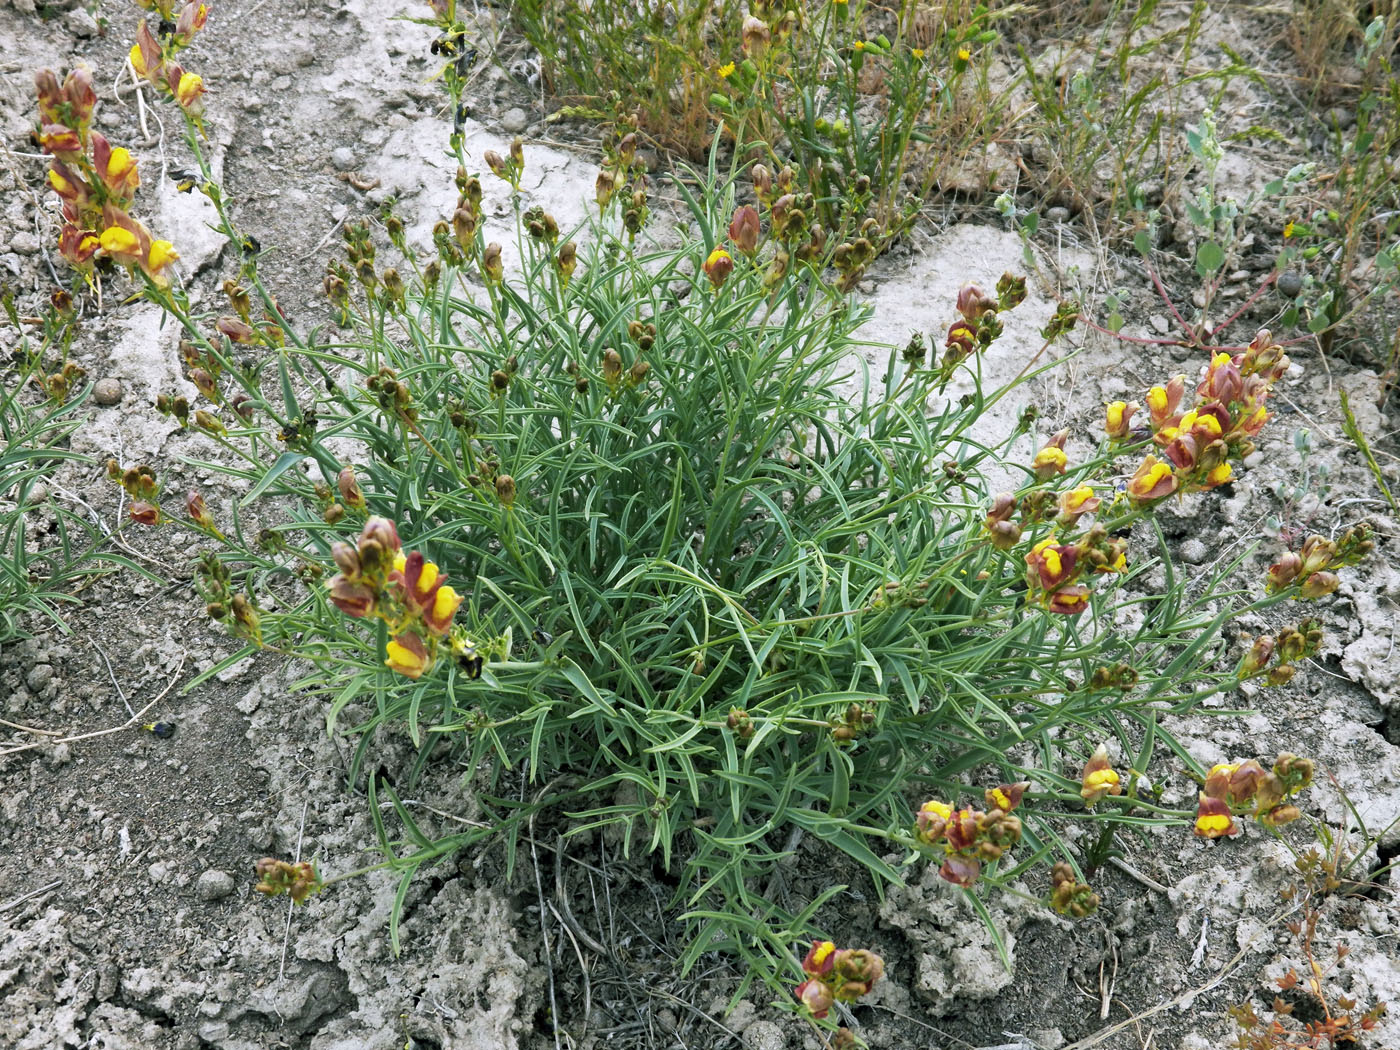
1193, 753, 1314, 838
128, 3, 211, 121
1266, 525, 1372, 600
106, 458, 162, 525
942, 276, 1024, 374
253, 857, 322, 904
325, 516, 465, 679
35, 68, 179, 283
1017, 523, 1127, 616
913, 782, 1027, 887
793, 940, 885, 1020
1049, 862, 1100, 918
1113, 330, 1291, 505
1238, 619, 1323, 686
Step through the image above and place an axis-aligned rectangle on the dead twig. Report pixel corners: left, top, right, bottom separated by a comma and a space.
0, 880, 63, 914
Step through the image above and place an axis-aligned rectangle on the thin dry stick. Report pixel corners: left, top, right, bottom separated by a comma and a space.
547, 900, 592, 1041
0, 716, 62, 737
0, 653, 185, 758
0, 880, 63, 915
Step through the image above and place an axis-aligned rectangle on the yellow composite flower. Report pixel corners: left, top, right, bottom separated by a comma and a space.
718, 61, 735, 79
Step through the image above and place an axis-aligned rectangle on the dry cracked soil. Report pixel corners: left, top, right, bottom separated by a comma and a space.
1, 2, 1399, 1049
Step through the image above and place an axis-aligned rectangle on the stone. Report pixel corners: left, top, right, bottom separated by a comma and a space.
1148, 314, 1170, 335
743, 1020, 786, 1050
1046, 206, 1070, 223
500, 107, 529, 135
9, 231, 39, 255
1277, 270, 1303, 297
1179, 539, 1209, 565
196, 870, 236, 901
93, 378, 124, 405
330, 147, 356, 172
26, 665, 54, 692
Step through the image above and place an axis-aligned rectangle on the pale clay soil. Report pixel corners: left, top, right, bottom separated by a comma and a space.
1, 2, 1399, 1050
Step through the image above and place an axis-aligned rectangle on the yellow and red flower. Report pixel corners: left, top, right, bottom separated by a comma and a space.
385, 632, 431, 679
1080, 744, 1122, 806
702, 246, 734, 290
1126, 455, 1177, 504
1193, 793, 1237, 838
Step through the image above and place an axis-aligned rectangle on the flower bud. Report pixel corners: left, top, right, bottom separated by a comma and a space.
185, 490, 215, 530
331, 542, 361, 579
794, 979, 833, 1019
231, 593, 261, 646
728, 204, 761, 255
337, 466, 365, 510
482, 242, 503, 283
1299, 571, 1339, 599
742, 15, 770, 57
495, 474, 516, 506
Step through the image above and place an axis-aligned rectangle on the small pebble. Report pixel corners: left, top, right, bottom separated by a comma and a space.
1046, 205, 1070, 224
1148, 314, 1169, 335
196, 870, 237, 901
330, 146, 356, 172
93, 377, 123, 405
1277, 271, 1303, 297
500, 107, 529, 135
742, 1020, 786, 1050
26, 665, 54, 692
858, 279, 876, 295
1179, 539, 1209, 565
9, 231, 39, 255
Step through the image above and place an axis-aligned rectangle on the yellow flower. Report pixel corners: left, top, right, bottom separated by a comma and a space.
1206, 462, 1233, 486
385, 634, 430, 678
853, 40, 866, 51
957, 47, 971, 62
147, 240, 179, 272
919, 799, 952, 821
718, 61, 735, 79
99, 225, 140, 257
106, 147, 133, 180
1283, 220, 1295, 238
175, 71, 205, 111
393, 552, 408, 573
128, 43, 147, 77
911, 48, 924, 60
